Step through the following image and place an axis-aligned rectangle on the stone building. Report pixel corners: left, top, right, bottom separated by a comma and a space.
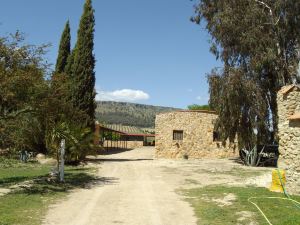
277, 85, 300, 194
155, 110, 237, 159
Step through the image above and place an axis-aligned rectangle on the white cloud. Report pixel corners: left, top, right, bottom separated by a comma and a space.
196, 96, 209, 102
187, 89, 193, 93
96, 89, 150, 102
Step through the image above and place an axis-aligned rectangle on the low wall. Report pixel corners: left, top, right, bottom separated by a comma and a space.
103, 141, 144, 149
126, 141, 144, 149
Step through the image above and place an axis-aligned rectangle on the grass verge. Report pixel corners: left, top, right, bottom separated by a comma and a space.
195, 167, 270, 179
0, 158, 102, 225
182, 186, 300, 225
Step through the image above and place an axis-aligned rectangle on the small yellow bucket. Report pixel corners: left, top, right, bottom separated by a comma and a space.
269, 169, 286, 193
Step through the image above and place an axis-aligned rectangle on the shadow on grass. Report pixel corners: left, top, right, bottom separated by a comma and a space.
63, 167, 93, 172
0, 167, 51, 187
13, 172, 118, 195
0, 176, 34, 187
228, 157, 278, 168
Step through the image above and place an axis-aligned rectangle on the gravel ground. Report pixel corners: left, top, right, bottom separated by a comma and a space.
43, 147, 272, 225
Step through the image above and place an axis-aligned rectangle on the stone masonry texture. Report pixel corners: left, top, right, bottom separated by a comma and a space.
277, 85, 300, 194
155, 111, 238, 159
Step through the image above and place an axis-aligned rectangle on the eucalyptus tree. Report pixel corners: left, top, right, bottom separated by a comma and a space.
192, 0, 300, 148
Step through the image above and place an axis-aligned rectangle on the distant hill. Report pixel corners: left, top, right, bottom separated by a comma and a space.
95, 101, 180, 128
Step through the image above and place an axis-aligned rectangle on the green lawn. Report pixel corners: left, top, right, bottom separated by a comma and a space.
0, 157, 99, 225
182, 186, 300, 225
0, 165, 52, 187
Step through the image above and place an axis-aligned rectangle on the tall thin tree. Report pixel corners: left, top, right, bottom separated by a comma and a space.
72, 0, 96, 129
55, 21, 71, 74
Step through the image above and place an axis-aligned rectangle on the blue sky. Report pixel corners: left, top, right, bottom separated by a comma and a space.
0, 0, 221, 108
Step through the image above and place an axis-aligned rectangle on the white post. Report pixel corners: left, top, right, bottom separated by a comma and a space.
60, 139, 65, 182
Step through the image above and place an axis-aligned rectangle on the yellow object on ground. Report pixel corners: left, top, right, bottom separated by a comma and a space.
269, 169, 286, 193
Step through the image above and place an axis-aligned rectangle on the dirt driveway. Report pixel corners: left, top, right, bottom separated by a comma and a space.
43, 147, 271, 225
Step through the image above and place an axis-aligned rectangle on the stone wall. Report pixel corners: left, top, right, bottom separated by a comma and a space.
103, 140, 144, 149
277, 85, 300, 194
126, 141, 144, 149
155, 111, 238, 159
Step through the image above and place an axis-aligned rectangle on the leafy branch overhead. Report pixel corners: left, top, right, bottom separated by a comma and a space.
0, 0, 97, 164
192, 0, 300, 148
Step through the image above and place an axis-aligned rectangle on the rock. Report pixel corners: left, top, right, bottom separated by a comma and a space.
36, 154, 56, 165
36, 153, 46, 160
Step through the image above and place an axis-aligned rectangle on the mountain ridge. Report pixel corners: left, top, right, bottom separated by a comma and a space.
95, 101, 181, 128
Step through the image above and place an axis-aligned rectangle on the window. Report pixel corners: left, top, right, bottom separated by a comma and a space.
173, 130, 183, 140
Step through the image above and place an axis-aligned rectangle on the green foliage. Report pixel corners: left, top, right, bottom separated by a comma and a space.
45, 122, 73, 167
42, 86, 95, 163
187, 104, 210, 110
0, 30, 95, 163
65, 125, 95, 162
55, 21, 71, 74
45, 0, 97, 162
208, 68, 268, 147
7, 112, 44, 153
192, 0, 300, 84
71, 0, 96, 130
0, 1, 98, 163
95, 101, 180, 128
103, 131, 121, 141
192, 0, 300, 148
65, 49, 75, 77
0, 32, 49, 152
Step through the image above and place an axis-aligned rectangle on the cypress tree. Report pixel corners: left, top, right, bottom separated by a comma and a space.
65, 48, 75, 77
72, 0, 96, 129
55, 21, 71, 73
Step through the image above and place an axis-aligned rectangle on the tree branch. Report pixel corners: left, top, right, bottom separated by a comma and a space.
254, 0, 273, 16
254, 0, 280, 25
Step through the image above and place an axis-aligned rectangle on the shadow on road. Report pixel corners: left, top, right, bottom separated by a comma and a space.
101, 158, 153, 162
97, 148, 134, 155
13, 174, 119, 196
228, 157, 244, 165
86, 158, 153, 163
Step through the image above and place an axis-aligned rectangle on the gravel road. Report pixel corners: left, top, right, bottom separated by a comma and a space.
43, 147, 197, 225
